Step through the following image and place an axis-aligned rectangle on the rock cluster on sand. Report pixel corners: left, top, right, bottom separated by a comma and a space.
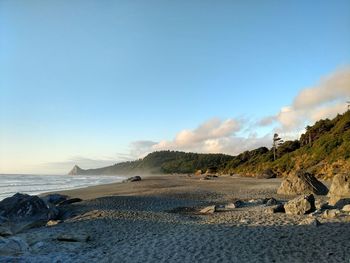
327, 173, 350, 207
277, 170, 328, 195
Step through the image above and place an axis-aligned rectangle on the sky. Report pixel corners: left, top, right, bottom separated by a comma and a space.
1, 0, 350, 174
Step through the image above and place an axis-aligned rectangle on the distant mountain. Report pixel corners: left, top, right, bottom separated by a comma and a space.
69, 110, 350, 179
68, 151, 233, 175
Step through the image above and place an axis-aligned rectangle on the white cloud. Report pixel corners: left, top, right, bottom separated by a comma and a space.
263, 67, 350, 133
132, 67, 350, 158
293, 67, 350, 110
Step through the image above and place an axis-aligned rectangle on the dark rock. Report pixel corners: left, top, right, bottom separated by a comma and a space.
0, 193, 52, 221
123, 176, 142, 183
205, 167, 218, 175
233, 200, 243, 208
58, 198, 83, 206
328, 173, 350, 206
277, 170, 328, 195
41, 194, 69, 205
257, 169, 277, 179
265, 204, 285, 214
265, 198, 278, 206
284, 194, 316, 215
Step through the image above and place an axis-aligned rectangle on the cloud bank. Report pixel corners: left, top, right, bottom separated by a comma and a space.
274, 67, 350, 131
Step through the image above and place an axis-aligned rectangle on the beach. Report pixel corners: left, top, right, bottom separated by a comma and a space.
2, 174, 350, 263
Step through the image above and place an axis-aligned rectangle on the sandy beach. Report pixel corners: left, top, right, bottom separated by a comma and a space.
2, 174, 350, 263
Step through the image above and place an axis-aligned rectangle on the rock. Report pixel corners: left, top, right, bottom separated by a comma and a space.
41, 194, 69, 205
123, 176, 142, 183
328, 173, 350, 207
205, 167, 218, 175
0, 193, 53, 221
194, 170, 203, 176
299, 218, 321, 226
315, 199, 333, 210
265, 204, 285, 214
308, 210, 323, 217
0, 226, 13, 237
46, 220, 62, 226
233, 200, 243, 208
0, 237, 29, 256
225, 203, 236, 209
284, 194, 316, 215
257, 169, 277, 179
265, 198, 278, 206
57, 233, 91, 242
323, 209, 341, 219
199, 205, 216, 214
277, 170, 328, 195
58, 198, 83, 206
342, 204, 350, 212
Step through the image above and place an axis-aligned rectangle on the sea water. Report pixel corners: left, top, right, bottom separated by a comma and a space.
0, 174, 126, 201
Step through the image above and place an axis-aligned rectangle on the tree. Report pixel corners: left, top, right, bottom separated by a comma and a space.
347, 101, 350, 111
272, 133, 283, 161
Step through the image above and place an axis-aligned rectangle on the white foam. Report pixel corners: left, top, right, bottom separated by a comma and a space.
0, 174, 126, 200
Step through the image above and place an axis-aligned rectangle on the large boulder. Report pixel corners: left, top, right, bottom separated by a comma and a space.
284, 194, 316, 215
0, 193, 54, 222
328, 173, 350, 206
277, 170, 328, 195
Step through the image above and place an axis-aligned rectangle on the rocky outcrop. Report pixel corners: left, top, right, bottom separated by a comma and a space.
284, 194, 316, 215
0, 193, 56, 222
68, 165, 84, 175
257, 169, 276, 179
277, 170, 328, 195
327, 173, 350, 206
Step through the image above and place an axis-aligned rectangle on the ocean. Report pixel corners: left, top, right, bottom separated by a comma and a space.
0, 174, 126, 201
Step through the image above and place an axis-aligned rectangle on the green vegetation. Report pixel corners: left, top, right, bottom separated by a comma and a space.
72, 110, 350, 179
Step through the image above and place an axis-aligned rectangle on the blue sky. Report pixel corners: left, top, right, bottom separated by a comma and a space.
1, 0, 350, 174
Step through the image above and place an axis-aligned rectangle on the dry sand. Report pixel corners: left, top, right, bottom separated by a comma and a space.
3, 174, 350, 263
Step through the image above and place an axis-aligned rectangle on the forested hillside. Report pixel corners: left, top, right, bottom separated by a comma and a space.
69, 110, 350, 179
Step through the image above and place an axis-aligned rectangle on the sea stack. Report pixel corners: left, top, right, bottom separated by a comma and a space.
68, 165, 84, 175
